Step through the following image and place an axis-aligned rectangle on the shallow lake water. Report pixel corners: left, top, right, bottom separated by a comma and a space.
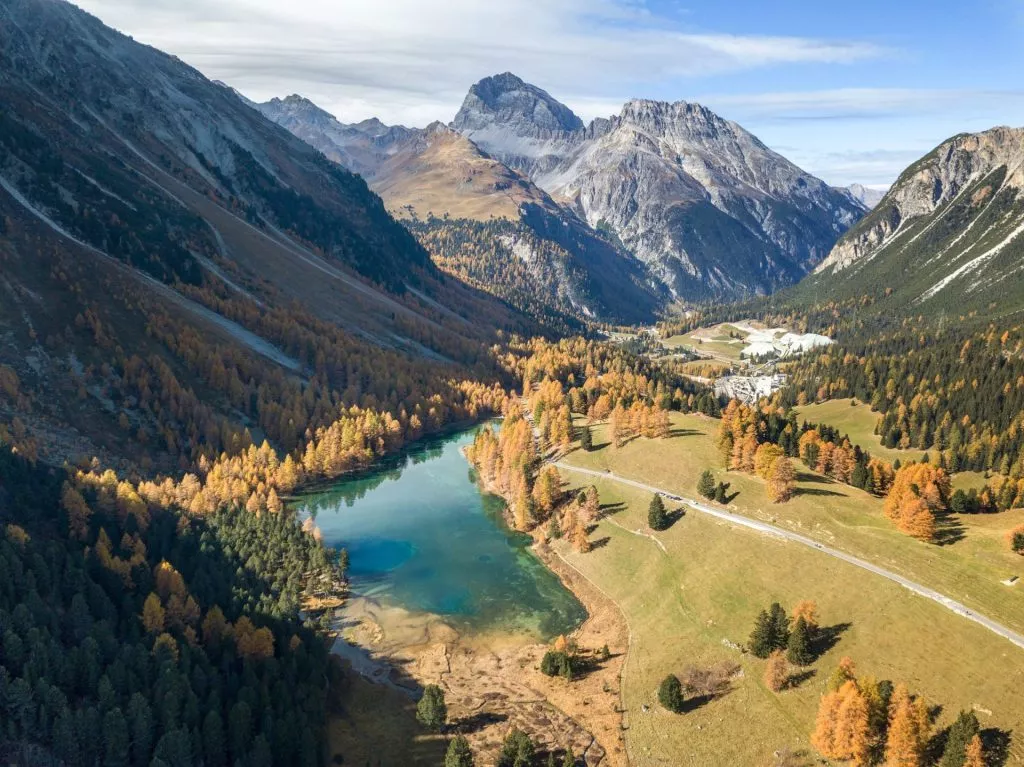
290, 425, 587, 641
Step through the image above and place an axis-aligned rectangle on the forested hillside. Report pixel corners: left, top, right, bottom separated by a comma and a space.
407, 213, 668, 327
0, 438, 343, 766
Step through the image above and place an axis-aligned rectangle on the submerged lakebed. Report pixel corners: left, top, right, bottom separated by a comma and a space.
290, 424, 587, 641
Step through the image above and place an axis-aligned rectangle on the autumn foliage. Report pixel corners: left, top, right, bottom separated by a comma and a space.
883, 462, 951, 541
812, 660, 934, 767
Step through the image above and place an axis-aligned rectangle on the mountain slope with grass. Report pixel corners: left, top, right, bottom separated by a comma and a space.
0, 0, 539, 471
796, 127, 1024, 319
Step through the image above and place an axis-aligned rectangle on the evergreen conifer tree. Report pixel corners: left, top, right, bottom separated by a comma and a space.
851, 463, 869, 490
697, 470, 716, 499
498, 730, 535, 767
939, 710, 980, 767
416, 685, 447, 732
749, 610, 773, 658
445, 735, 474, 767
648, 494, 668, 531
657, 675, 684, 713
768, 602, 791, 651
787, 616, 813, 666
715, 482, 729, 503
578, 426, 592, 452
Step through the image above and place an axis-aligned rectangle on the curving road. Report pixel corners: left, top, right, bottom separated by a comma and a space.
553, 462, 1024, 653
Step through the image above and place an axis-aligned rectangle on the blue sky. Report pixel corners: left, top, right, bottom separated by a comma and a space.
75, 0, 1024, 186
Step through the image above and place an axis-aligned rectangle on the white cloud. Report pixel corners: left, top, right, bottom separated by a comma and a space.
693, 88, 1024, 186
72, 0, 884, 126
701, 87, 1024, 122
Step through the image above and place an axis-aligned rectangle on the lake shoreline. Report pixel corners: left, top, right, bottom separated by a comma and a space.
328, 535, 629, 766
316, 426, 628, 765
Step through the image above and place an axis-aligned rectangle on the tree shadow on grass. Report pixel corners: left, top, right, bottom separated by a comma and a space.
599, 501, 627, 517
795, 487, 848, 498
933, 512, 966, 546
680, 693, 718, 713
667, 508, 686, 526
786, 669, 816, 689
923, 707, 949, 766
668, 428, 704, 439
796, 472, 834, 485
565, 650, 615, 682
811, 622, 851, 660
588, 536, 611, 550
981, 728, 1014, 767
713, 481, 739, 504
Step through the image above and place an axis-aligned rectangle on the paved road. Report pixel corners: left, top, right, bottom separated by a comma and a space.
553, 462, 1024, 653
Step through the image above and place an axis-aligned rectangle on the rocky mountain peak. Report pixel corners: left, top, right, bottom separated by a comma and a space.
842, 183, 887, 209
817, 125, 1024, 277
261, 94, 339, 129
452, 72, 584, 135
613, 98, 744, 145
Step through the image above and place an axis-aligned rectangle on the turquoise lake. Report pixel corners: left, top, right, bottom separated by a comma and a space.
291, 425, 587, 640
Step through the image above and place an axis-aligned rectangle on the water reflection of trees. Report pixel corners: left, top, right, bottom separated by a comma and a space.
294, 427, 485, 516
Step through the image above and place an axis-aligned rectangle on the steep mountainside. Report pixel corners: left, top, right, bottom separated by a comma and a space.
0, 0, 535, 468
370, 123, 553, 221
258, 94, 668, 322
453, 74, 865, 300
801, 127, 1024, 318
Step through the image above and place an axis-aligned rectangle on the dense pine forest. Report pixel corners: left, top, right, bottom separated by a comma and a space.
0, 441, 344, 767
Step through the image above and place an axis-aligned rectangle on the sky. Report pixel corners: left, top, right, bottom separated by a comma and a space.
74, 0, 1024, 187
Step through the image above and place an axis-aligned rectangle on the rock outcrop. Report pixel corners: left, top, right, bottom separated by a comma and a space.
453, 74, 866, 299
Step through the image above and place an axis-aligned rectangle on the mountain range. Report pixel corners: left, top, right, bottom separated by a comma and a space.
6, 0, 1024, 366
259, 74, 868, 318
258, 93, 668, 322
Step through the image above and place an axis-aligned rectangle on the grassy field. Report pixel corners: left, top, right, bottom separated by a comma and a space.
327, 672, 445, 766
953, 471, 992, 492
552, 415, 1024, 764
794, 398, 927, 465
565, 414, 1024, 634
552, 476, 1024, 766
663, 333, 745, 362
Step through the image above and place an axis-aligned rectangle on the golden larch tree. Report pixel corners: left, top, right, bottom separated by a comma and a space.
834, 681, 871, 767
141, 593, 165, 635
791, 600, 819, 631
812, 689, 844, 759
754, 443, 785, 479
764, 650, 788, 693
964, 734, 984, 767
884, 683, 930, 767
767, 457, 797, 503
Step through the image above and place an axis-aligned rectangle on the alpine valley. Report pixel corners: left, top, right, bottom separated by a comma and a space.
3, 1, 1024, 767
259, 73, 868, 321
